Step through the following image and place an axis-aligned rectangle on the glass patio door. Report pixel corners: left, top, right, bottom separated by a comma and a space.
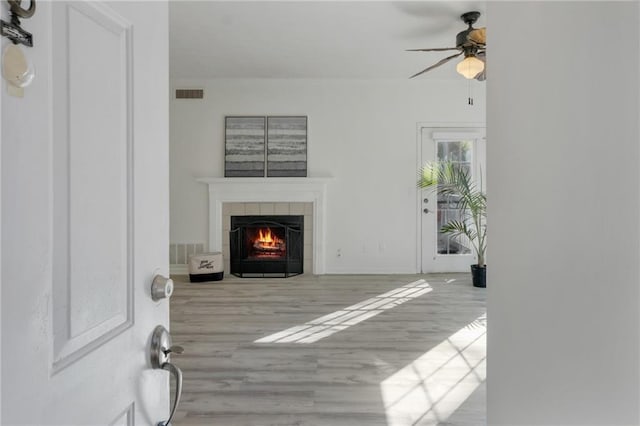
420, 127, 486, 273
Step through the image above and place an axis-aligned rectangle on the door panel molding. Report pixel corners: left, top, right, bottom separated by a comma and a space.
109, 402, 135, 426
51, 1, 134, 373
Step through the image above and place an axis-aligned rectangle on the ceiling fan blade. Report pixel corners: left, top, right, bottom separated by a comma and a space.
406, 47, 460, 52
468, 27, 486, 45
410, 51, 463, 79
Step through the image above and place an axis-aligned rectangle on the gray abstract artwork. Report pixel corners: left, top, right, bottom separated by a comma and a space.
225, 117, 266, 177
267, 116, 307, 177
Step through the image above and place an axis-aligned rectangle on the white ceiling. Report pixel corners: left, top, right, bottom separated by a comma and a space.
169, 1, 486, 80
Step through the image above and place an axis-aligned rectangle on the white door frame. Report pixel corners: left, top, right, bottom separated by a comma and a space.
415, 122, 485, 274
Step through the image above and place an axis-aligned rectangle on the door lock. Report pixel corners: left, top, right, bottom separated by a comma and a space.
151, 275, 174, 301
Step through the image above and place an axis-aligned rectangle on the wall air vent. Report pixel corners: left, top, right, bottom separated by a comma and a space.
175, 89, 204, 99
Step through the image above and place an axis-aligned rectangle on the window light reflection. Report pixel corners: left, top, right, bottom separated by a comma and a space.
254, 279, 433, 344
381, 313, 486, 426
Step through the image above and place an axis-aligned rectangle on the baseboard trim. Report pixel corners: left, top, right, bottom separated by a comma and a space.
326, 267, 417, 274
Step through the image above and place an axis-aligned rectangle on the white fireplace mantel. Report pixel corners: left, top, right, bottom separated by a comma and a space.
197, 177, 333, 274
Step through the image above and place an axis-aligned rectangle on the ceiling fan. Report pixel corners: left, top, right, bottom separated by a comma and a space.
408, 11, 486, 81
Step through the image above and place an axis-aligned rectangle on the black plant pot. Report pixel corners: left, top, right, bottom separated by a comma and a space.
471, 264, 486, 288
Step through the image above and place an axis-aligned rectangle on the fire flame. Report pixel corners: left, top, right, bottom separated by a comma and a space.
251, 227, 286, 257
256, 228, 281, 247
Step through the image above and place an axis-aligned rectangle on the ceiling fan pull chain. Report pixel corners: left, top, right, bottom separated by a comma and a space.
468, 79, 474, 105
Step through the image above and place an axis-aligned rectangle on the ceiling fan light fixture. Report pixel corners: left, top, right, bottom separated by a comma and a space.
456, 55, 484, 79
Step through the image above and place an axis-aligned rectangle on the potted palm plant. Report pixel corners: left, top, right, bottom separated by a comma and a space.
418, 161, 487, 287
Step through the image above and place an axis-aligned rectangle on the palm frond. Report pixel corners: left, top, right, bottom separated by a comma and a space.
441, 220, 477, 241
418, 161, 487, 267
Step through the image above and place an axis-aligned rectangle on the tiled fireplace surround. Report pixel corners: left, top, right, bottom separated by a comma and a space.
198, 177, 331, 275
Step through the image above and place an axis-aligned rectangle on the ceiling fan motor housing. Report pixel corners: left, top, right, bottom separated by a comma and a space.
456, 11, 482, 48
456, 29, 476, 48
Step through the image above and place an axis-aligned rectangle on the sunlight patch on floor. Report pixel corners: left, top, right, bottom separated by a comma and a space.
254, 279, 432, 344
380, 313, 486, 426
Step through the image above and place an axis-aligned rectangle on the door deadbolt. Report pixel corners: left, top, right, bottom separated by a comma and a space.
151, 275, 173, 301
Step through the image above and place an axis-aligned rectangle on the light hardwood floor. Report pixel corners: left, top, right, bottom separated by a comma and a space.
170, 274, 486, 426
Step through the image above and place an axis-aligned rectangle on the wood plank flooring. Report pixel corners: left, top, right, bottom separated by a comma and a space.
169, 274, 486, 426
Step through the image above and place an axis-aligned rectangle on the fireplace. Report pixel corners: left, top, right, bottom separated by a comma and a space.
230, 215, 304, 277
198, 177, 332, 274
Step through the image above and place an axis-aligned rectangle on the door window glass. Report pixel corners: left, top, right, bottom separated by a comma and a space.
437, 140, 472, 255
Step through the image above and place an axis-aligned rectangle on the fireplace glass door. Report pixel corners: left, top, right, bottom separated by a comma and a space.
230, 215, 303, 277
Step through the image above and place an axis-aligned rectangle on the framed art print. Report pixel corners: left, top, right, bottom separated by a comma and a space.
224, 116, 266, 177
266, 116, 307, 177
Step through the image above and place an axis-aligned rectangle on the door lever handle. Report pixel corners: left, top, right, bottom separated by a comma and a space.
150, 326, 184, 426
158, 362, 183, 426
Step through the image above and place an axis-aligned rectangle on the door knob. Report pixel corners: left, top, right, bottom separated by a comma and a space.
423, 208, 430, 214
151, 275, 174, 301
150, 325, 183, 426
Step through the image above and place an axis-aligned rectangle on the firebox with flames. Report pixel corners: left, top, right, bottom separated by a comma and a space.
250, 227, 286, 257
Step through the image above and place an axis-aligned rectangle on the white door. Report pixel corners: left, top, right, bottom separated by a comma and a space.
2, 2, 171, 424
420, 126, 486, 273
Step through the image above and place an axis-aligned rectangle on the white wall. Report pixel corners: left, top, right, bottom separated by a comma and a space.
170, 78, 485, 273
487, 2, 640, 424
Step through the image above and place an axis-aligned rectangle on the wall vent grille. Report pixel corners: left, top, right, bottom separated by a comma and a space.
170, 243, 205, 264
175, 89, 204, 99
